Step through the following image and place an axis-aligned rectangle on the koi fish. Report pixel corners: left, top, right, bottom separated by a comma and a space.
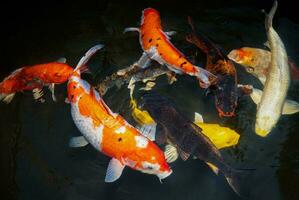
97, 62, 171, 96
127, 77, 240, 149
228, 47, 299, 84
0, 58, 74, 103
67, 45, 172, 182
123, 8, 217, 88
139, 92, 243, 195
255, 1, 290, 137
250, 87, 299, 115
186, 17, 251, 117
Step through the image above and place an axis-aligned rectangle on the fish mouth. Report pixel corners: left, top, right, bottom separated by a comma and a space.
157, 169, 172, 180
255, 127, 270, 137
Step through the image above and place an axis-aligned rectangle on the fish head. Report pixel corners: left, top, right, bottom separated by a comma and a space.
212, 79, 237, 117
228, 48, 255, 67
46, 63, 74, 83
131, 135, 172, 180
141, 8, 160, 26
255, 115, 276, 137
67, 76, 90, 103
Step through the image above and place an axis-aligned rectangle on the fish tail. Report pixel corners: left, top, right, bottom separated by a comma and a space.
223, 167, 254, 196
74, 44, 104, 74
195, 66, 217, 88
265, 1, 277, 30
186, 17, 213, 54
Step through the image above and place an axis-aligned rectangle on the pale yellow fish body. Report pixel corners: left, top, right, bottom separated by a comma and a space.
255, 1, 290, 137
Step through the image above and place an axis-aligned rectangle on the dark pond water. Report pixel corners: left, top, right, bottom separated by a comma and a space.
1, 0, 299, 199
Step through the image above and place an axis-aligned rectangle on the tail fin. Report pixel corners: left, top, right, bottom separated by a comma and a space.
195, 66, 217, 88
224, 168, 254, 196
74, 44, 104, 74
265, 1, 277, 31
186, 17, 210, 54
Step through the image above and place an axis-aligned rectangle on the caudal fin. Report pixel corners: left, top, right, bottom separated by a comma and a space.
224, 168, 253, 196
74, 44, 104, 74
195, 66, 217, 88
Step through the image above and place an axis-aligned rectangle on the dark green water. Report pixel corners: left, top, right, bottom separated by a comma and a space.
1, 0, 299, 199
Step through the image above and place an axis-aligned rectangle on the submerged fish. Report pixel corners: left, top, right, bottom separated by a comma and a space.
124, 8, 217, 88
127, 78, 240, 149
255, 1, 290, 137
250, 87, 299, 115
97, 62, 171, 96
0, 58, 75, 103
186, 17, 251, 117
228, 47, 299, 84
139, 92, 242, 194
67, 45, 172, 182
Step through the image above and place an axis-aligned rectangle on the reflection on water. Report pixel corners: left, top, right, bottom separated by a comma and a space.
1, 0, 299, 199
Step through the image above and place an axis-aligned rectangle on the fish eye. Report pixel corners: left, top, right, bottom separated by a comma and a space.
55, 73, 62, 77
246, 67, 254, 72
147, 166, 154, 170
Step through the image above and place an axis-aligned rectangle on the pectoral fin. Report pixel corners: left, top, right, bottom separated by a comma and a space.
105, 158, 125, 183
164, 144, 179, 163
123, 27, 140, 34
205, 162, 219, 175
177, 148, 190, 161
69, 136, 89, 148
164, 31, 176, 38
282, 99, 299, 115
32, 88, 45, 103
56, 57, 67, 63
1, 93, 15, 104
48, 83, 56, 102
194, 112, 204, 124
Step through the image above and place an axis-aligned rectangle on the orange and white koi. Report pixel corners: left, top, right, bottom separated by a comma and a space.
123, 8, 216, 88
67, 45, 172, 182
0, 58, 74, 103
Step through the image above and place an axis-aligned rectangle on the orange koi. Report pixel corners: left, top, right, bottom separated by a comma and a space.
67, 45, 172, 182
124, 8, 216, 88
0, 58, 76, 103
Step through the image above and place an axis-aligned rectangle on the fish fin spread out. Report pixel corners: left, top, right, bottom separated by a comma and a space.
194, 112, 204, 123
69, 136, 89, 147
56, 57, 67, 63
74, 44, 104, 73
250, 87, 299, 115
48, 83, 56, 102
282, 99, 299, 115
265, 1, 277, 31
164, 144, 179, 163
164, 31, 176, 40
105, 158, 125, 183
32, 88, 45, 103
177, 148, 190, 161
205, 162, 219, 175
263, 41, 270, 49
0, 93, 15, 104
223, 169, 249, 196
123, 27, 140, 34
137, 123, 157, 141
